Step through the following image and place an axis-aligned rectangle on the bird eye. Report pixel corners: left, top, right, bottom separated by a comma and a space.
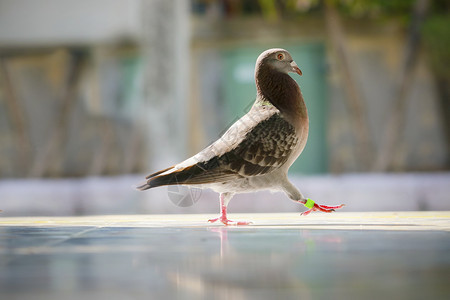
277, 53, 284, 61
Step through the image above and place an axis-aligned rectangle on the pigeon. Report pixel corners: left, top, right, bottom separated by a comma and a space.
137, 48, 344, 225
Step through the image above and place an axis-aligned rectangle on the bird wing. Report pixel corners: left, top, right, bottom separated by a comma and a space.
137, 104, 299, 189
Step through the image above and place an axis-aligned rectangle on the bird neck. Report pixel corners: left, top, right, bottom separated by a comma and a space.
256, 68, 308, 122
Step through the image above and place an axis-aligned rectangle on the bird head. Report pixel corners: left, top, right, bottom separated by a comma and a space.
256, 48, 302, 76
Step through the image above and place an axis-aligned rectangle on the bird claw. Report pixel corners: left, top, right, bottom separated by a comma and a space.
208, 217, 253, 226
301, 202, 345, 216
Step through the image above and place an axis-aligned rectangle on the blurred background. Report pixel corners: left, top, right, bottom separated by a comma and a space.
0, 0, 448, 216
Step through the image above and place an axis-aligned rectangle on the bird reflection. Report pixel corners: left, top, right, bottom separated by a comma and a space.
163, 226, 348, 299
208, 226, 229, 258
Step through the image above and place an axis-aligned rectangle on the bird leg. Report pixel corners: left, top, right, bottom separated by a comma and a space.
282, 181, 345, 216
208, 193, 252, 226
300, 198, 345, 216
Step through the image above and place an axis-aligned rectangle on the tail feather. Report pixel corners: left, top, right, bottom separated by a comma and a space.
136, 163, 235, 191
136, 181, 151, 191
137, 165, 199, 191
137, 154, 240, 191
145, 165, 174, 180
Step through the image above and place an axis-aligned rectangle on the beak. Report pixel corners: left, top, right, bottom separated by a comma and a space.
290, 61, 302, 76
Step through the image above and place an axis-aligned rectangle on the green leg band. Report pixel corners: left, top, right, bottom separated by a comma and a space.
304, 198, 315, 209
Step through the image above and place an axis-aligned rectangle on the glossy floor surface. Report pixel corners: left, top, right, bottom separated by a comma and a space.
1, 212, 450, 300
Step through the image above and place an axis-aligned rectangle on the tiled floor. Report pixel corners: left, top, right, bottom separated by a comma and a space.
1, 212, 449, 300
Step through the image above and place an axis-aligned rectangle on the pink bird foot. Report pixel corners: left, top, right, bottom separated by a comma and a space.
208, 193, 253, 225
300, 198, 345, 216
208, 217, 252, 226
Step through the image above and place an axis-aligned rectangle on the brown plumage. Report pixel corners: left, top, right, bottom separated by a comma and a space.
137, 48, 344, 225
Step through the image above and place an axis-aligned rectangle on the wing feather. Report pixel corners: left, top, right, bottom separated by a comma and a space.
138, 104, 299, 190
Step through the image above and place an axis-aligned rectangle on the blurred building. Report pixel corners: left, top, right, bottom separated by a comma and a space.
0, 0, 448, 179
0, 0, 146, 178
